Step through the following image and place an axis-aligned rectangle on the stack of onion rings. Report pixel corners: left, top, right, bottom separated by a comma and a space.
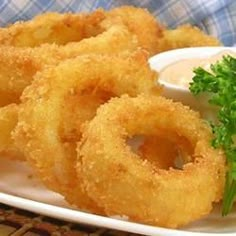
0, 6, 162, 162
0, 7, 163, 53
0, 7, 221, 106
0, 6, 227, 228
14, 50, 160, 212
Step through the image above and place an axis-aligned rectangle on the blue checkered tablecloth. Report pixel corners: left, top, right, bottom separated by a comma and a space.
0, 0, 235, 46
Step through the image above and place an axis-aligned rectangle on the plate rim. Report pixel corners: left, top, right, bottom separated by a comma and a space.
0, 192, 235, 236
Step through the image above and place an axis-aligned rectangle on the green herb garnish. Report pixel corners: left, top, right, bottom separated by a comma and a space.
189, 55, 236, 216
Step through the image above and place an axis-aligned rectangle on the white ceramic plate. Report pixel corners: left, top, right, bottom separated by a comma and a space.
1, 47, 236, 235
0, 158, 236, 236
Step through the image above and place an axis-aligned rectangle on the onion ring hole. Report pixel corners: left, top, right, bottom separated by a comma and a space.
127, 134, 193, 170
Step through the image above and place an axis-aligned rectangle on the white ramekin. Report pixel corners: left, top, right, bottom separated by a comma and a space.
149, 47, 236, 121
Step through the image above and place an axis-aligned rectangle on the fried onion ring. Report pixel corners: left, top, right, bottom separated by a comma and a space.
79, 94, 225, 228
157, 25, 221, 52
13, 51, 159, 212
0, 24, 138, 106
103, 6, 164, 55
0, 6, 163, 55
0, 10, 106, 47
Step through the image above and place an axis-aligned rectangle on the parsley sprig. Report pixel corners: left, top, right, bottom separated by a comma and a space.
189, 55, 236, 215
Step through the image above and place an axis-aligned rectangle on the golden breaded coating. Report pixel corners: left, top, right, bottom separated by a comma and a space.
104, 6, 164, 55
0, 10, 105, 47
157, 25, 221, 52
0, 104, 24, 160
0, 6, 163, 56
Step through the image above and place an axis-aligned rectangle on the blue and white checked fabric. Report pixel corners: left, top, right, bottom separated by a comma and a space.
0, 0, 235, 46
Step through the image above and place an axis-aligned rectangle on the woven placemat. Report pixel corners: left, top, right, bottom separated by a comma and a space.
0, 203, 138, 236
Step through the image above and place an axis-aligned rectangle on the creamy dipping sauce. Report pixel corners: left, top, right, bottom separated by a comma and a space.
159, 50, 236, 88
